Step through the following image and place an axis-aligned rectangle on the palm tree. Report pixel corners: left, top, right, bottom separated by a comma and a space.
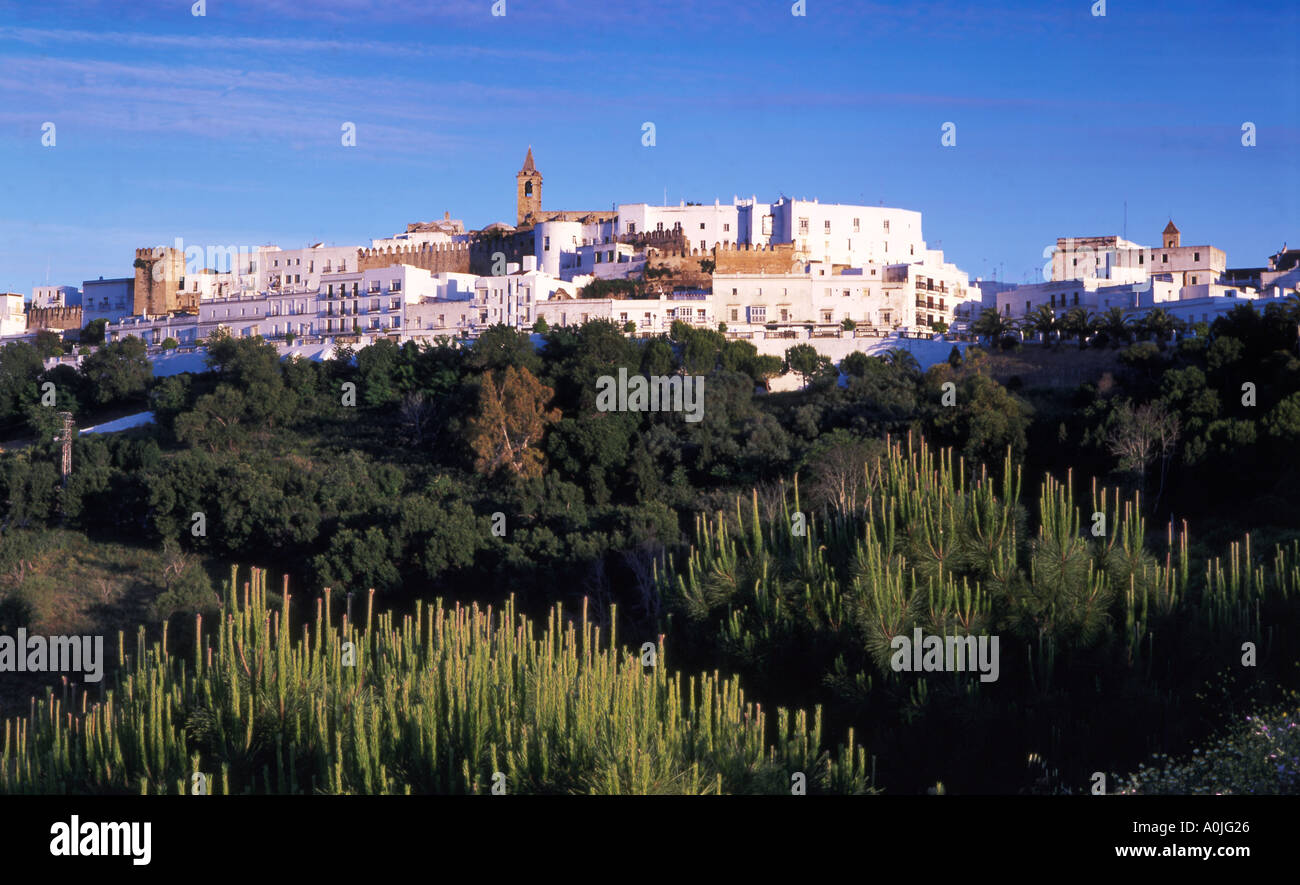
972, 308, 1015, 350
1140, 308, 1177, 346
1061, 308, 1097, 349
880, 348, 922, 376
1025, 304, 1059, 346
1099, 307, 1130, 347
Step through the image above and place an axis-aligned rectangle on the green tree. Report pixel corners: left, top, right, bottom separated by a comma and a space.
78, 336, 152, 405
1061, 308, 1097, 350
1099, 307, 1132, 347
972, 308, 1016, 350
1025, 304, 1059, 345
785, 344, 831, 388
33, 330, 64, 359
470, 324, 542, 375
79, 319, 107, 346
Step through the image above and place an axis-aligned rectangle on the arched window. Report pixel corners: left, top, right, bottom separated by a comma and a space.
524, 181, 533, 197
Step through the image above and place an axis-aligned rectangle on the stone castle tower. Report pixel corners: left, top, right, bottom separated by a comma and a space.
516, 147, 542, 227
1163, 220, 1181, 249
132, 246, 191, 316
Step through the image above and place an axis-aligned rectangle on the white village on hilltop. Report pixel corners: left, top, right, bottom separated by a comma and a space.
8, 149, 1300, 373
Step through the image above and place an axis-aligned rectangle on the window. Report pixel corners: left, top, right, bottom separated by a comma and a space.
1139, 253, 1144, 265
1162, 254, 1168, 263
391, 298, 401, 311
700, 240, 706, 251
339, 261, 347, 272
1191, 275, 1198, 284
1073, 292, 1079, 305
371, 298, 381, 311
1051, 294, 1056, 307
779, 309, 789, 321
1073, 258, 1078, 267
821, 310, 833, 322
853, 218, 860, 232
883, 220, 890, 232
824, 220, 831, 232
798, 218, 809, 233
748, 305, 766, 323
309, 261, 314, 272
843, 289, 850, 297
723, 223, 730, 232
544, 236, 550, 251
656, 222, 664, 232
762, 216, 772, 235
391, 280, 401, 292
730, 308, 738, 321
699, 223, 705, 230
627, 223, 636, 234
327, 284, 334, 296
369, 281, 380, 293
1194, 252, 1200, 261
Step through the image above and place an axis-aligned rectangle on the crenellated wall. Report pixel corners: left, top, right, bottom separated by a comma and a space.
27, 306, 82, 331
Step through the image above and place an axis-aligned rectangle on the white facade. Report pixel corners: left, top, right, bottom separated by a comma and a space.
257, 244, 360, 295
82, 277, 135, 326
32, 285, 81, 309
771, 199, 925, 267
0, 294, 25, 336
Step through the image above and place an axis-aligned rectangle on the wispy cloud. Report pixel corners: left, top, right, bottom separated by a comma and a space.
0, 25, 578, 65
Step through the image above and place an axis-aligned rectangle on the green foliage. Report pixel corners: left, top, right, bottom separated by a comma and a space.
0, 566, 874, 794
79, 336, 152, 406
80, 319, 108, 346
1115, 699, 1300, 794
33, 330, 64, 359
785, 344, 832, 387
578, 278, 647, 300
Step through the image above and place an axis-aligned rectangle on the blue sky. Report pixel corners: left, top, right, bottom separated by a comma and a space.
0, 0, 1296, 295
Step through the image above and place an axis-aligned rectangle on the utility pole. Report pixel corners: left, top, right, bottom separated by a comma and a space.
56, 411, 73, 485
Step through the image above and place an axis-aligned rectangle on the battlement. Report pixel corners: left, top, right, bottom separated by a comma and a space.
27, 306, 82, 331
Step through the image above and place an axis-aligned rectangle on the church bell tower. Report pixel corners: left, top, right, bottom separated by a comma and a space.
516, 147, 542, 227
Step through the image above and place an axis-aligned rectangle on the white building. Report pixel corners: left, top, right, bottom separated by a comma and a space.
770, 199, 926, 268
32, 285, 81, 309
0, 293, 26, 336
82, 277, 135, 326
257, 244, 361, 295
